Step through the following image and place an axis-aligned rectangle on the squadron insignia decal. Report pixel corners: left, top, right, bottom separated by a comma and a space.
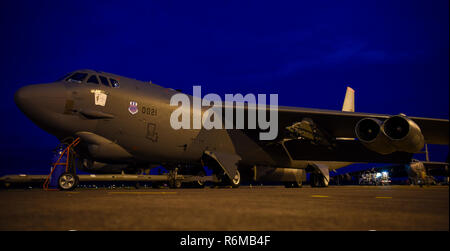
128, 101, 138, 115
90, 89, 107, 106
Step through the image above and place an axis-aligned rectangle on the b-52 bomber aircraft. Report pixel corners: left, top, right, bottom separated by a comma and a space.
14, 69, 449, 190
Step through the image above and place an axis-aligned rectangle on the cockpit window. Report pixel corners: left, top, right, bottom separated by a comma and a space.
110, 78, 120, 88
99, 75, 110, 87
66, 72, 88, 83
87, 75, 99, 84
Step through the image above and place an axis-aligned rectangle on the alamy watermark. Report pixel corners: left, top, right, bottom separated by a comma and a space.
169, 86, 278, 140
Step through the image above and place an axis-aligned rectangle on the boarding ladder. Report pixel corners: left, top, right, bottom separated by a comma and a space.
43, 137, 80, 191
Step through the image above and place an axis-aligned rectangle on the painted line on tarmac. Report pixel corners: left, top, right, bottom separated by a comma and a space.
108, 191, 177, 195
311, 195, 329, 198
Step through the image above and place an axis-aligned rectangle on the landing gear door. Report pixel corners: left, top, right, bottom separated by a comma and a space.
203, 150, 241, 182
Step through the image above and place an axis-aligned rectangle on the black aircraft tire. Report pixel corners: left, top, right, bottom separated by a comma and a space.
213, 170, 240, 188
192, 170, 206, 188
194, 182, 206, 188
230, 170, 241, 188
169, 179, 182, 189
179, 170, 207, 189
284, 180, 302, 188
310, 173, 326, 187
310, 174, 320, 187
310, 174, 316, 187
58, 172, 78, 191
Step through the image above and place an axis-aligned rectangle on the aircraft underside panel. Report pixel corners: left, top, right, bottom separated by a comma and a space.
253, 166, 305, 183
283, 139, 413, 164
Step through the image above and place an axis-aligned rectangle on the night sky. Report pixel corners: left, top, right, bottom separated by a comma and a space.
0, 0, 448, 175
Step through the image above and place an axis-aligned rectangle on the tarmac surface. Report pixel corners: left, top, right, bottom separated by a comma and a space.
0, 185, 448, 231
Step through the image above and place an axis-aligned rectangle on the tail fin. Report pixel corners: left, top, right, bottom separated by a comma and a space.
342, 86, 355, 112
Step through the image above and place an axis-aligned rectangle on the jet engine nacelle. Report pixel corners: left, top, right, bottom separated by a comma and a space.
355, 115, 424, 154
355, 118, 396, 154
382, 115, 424, 153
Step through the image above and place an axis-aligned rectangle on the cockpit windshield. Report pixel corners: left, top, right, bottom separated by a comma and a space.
66, 72, 88, 83
61, 71, 120, 87
110, 78, 120, 88
87, 75, 99, 84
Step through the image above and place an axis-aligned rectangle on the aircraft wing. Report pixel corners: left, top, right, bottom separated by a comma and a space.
275, 106, 448, 145
230, 105, 448, 164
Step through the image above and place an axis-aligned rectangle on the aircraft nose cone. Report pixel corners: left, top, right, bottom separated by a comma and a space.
15, 83, 68, 137
15, 83, 67, 115
14, 85, 36, 111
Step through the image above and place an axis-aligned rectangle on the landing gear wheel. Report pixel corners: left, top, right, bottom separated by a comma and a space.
58, 172, 78, 191
212, 170, 240, 188
310, 173, 326, 187
230, 170, 240, 188
284, 180, 302, 188
194, 171, 206, 188
169, 179, 182, 189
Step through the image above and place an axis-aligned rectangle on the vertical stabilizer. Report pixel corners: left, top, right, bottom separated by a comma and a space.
342, 86, 355, 112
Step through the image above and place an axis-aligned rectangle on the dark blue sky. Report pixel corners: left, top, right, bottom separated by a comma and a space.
0, 0, 448, 175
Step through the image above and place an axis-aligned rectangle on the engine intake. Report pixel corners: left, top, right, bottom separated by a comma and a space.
355, 115, 425, 154
355, 118, 396, 154
382, 115, 424, 153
